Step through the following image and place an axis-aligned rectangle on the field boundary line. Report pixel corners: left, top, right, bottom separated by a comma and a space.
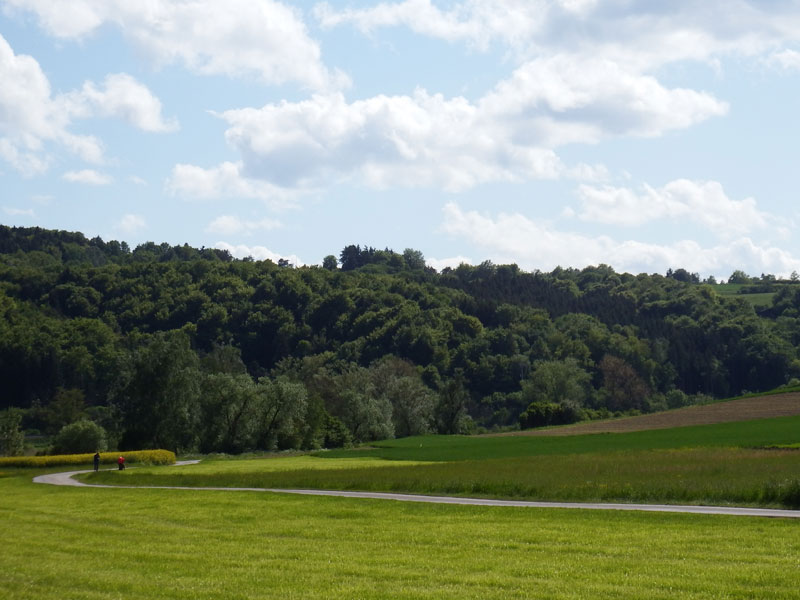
32, 465, 800, 519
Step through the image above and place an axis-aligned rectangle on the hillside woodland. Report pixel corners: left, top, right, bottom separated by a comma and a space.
1, 225, 799, 455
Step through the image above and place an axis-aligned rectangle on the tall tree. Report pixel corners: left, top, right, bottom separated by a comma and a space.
112, 331, 202, 453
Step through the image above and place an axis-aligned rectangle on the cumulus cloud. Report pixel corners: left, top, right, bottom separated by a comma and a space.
480, 56, 728, 145
213, 241, 303, 265
165, 161, 298, 209
213, 53, 725, 191
575, 179, 770, 238
0, 33, 176, 174
426, 255, 474, 271
5, 0, 345, 91
65, 73, 178, 132
220, 91, 567, 191
315, 0, 800, 68
0, 33, 103, 173
116, 213, 147, 234
205, 215, 283, 235
441, 202, 800, 278
62, 169, 113, 185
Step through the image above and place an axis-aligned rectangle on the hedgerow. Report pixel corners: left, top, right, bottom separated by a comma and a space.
0, 449, 175, 468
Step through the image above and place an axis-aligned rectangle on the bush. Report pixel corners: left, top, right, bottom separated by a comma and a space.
322, 415, 352, 449
0, 409, 25, 457
519, 400, 582, 430
51, 420, 107, 455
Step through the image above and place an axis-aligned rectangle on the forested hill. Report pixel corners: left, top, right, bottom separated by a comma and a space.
1, 224, 799, 455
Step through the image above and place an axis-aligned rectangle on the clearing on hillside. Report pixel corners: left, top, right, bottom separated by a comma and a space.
504, 392, 800, 437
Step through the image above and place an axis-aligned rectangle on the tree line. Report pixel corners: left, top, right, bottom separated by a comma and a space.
1, 225, 798, 455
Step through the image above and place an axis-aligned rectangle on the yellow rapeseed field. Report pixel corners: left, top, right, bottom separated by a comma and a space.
0, 449, 175, 468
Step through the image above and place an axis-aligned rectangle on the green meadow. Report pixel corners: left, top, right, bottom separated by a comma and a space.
89, 447, 800, 508
3, 415, 800, 598
2, 468, 800, 600
86, 416, 800, 508
715, 283, 775, 307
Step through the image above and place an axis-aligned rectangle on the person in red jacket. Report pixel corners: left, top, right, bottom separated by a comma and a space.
117, 456, 125, 471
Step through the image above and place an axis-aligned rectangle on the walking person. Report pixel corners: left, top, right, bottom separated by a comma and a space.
117, 455, 125, 471
93, 452, 100, 472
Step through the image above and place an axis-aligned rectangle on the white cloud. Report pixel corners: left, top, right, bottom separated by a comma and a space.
62, 169, 113, 185
5, 0, 345, 91
128, 175, 147, 185
116, 213, 146, 234
213, 241, 303, 266
205, 215, 283, 235
315, 1, 800, 68
65, 73, 178, 132
480, 56, 728, 145
0, 33, 176, 174
219, 91, 564, 191
3, 206, 35, 217
426, 255, 474, 271
315, 0, 494, 47
441, 202, 800, 278
0, 33, 103, 173
215, 55, 725, 191
767, 49, 800, 70
576, 179, 770, 238
165, 161, 298, 208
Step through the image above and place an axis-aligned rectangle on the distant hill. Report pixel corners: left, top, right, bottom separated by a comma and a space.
3, 223, 800, 454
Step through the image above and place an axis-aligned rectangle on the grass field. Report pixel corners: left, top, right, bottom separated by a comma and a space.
715, 283, 775, 307
5, 398, 800, 598
3, 468, 800, 599
85, 415, 800, 508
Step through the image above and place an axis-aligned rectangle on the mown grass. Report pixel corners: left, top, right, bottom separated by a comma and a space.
2, 468, 800, 599
83, 416, 800, 508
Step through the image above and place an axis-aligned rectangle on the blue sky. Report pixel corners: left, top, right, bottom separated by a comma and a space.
2, 0, 800, 279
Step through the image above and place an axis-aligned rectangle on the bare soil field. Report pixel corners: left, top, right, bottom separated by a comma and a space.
502, 392, 800, 437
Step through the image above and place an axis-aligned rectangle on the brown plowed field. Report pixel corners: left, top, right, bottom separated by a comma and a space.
497, 392, 800, 437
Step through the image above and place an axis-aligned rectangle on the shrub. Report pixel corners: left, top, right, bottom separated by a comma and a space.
51, 420, 107, 455
322, 415, 352, 449
0, 409, 25, 457
519, 400, 582, 429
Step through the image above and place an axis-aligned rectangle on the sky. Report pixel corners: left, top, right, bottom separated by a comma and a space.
2, 0, 800, 279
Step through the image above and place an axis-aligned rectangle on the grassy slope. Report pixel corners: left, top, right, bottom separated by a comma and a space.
510, 392, 800, 437
2, 470, 799, 599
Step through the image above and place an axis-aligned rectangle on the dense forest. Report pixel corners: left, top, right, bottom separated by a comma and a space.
1, 225, 799, 456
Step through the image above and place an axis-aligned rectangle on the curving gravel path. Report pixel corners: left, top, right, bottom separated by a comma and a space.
33, 464, 800, 519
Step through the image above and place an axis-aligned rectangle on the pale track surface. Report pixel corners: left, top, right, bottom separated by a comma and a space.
33, 465, 800, 519
496, 393, 800, 437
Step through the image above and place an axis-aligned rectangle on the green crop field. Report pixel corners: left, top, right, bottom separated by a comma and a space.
2, 468, 800, 599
